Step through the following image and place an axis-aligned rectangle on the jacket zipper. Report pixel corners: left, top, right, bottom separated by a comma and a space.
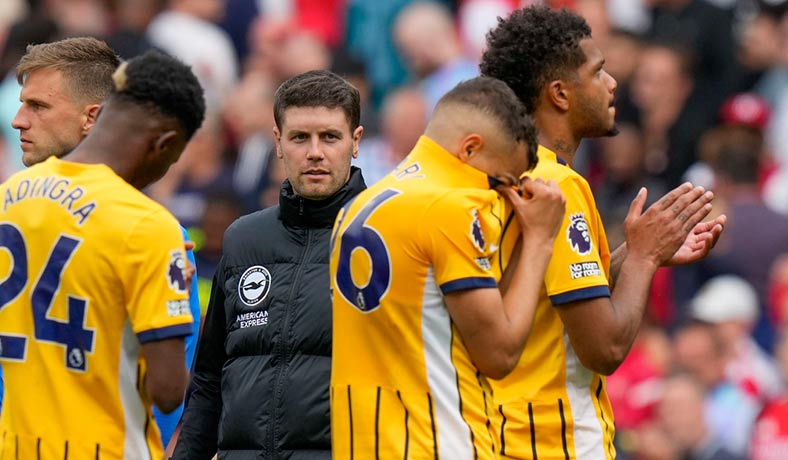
268, 228, 313, 457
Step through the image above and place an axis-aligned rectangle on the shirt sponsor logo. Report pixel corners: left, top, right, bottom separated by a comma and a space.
238, 265, 272, 306
567, 212, 592, 256
236, 310, 269, 329
167, 250, 188, 294
569, 261, 602, 279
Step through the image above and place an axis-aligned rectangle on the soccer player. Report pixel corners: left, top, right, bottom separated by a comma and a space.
330, 76, 566, 459
480, 6, 727, 459
173, 70, 367, 459
10, 36, 202, 447
0, 50, 205, 459
12, 37, 119, 168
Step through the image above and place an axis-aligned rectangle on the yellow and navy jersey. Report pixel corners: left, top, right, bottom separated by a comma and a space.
491, 146, 615, 460
330, 136, 514, 460
0, 157, 193, 459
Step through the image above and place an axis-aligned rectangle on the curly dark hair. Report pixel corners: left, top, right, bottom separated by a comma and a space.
437, 76, 539, 170
273, 70, 361, 131
110, 50, 205, 140
480, 6, 591, 114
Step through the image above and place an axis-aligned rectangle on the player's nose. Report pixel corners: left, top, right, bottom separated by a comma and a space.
11, 107, 29, 130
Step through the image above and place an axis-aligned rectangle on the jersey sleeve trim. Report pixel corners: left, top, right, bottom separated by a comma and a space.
440, 277, 497, 294
137, 323, 193, 344
550, 285, 611, 305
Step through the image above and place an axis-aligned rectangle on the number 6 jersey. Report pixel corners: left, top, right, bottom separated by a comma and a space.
0, 157, 193, 459
329, 136, 514, 460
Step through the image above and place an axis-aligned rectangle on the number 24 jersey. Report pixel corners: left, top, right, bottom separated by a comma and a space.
0, 157, 193, 459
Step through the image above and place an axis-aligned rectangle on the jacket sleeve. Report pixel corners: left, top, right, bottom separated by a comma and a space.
172, 261, 228, 460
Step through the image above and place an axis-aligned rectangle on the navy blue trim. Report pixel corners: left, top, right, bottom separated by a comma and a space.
556, 156, 567, 166
0, 335, 26, 360
137, 323, 193, 344
440, 277, 497, 294
549, 285, 610, 305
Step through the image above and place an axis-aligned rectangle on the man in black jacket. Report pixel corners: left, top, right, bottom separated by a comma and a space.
173, 70, 366, 459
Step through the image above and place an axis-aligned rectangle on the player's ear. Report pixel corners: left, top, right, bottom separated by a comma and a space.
458, 133, 483, 164
273, 126, 284, 159
153, 129, 179, 160
546, 79, 570, 112
82, 103, 102, 135
352, 125, 363, 159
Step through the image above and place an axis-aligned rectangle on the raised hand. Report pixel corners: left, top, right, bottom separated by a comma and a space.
183, 240, 196, 291
624, 183, 714, 267
665, 214, 726, 266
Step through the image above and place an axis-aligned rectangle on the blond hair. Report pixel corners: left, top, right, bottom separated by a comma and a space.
16, 37, 120, 105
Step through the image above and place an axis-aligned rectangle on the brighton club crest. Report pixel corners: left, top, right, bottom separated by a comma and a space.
238, 265, 272, 306
566, 212, 592, 256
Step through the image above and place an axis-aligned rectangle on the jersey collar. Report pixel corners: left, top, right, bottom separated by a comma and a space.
537, 145, 568, 166
411, 135, 494, 189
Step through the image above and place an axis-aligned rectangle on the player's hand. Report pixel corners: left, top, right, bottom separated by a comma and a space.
496, 177, 565, 243
183, 241, 196, 290
624, 183, 714, 266
664, 214, 726, 266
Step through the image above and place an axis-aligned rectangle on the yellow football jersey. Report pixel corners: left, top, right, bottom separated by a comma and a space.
491, 146, 615, 460
0, 157, 193, 459
330, 136, 516, 460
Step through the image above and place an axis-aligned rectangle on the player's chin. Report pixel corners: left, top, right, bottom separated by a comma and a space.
21, 151, 41, 167
604, 123, 620, 137
297, 182, 335, 200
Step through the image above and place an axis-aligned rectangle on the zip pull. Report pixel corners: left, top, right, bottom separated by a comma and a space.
299, 197, 304, 216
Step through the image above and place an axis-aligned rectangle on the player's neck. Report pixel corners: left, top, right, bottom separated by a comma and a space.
534, 109, 579, 167
536, 129, 578, 167
65, 126, 143, 182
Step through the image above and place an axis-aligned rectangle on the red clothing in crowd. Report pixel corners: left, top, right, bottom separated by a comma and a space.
750, 398, 788, 460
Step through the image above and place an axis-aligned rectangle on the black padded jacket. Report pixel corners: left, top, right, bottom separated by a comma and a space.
174, 167, 366, 460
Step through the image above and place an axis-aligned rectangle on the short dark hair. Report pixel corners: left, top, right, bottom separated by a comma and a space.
436, 76, 538, 169
713, 144, 760, 184
273, 70, 361, 131
110, 50, 205, 140
17, 37, 120, 105
480, 6, 591, 114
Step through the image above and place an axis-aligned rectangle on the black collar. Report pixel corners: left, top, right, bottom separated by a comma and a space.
279, 166, 367, 228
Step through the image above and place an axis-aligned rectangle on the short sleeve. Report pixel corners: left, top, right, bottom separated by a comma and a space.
123, 210, 193, 343
422, 190, 504, 294
545, 175, 611, 305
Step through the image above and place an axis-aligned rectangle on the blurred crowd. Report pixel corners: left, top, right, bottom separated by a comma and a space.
1, 0, 788, 458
